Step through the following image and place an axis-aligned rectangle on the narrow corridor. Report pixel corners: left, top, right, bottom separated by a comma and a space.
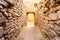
15, 26, 46, 40
0, 0, 60, 40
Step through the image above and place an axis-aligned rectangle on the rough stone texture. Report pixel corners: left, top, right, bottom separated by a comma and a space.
57, 11, 60, 19
37, 0, 60, 40
48, 13, 58, 20
0, 27, 3, 38
0, 0, 60, 40
0, 37, 4, 40
0, 0, 24, 40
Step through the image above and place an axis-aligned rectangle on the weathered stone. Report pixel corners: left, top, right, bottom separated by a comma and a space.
57, 11, 60, 19
0, 0, 25, 40
37, 0, 60, 40
0, 37, 4, 40
0, 12, 6, 23
54, 37, 60, 40
0, 0, 8, 6
4, 12, 9, 17
0, 27, 3, 38
0, 17, 5, 23
48, 13, 58, 20
55, 20, 60, 26
8, 28, 15, 34
0, 5, 3, 9
5, 0, 14, 4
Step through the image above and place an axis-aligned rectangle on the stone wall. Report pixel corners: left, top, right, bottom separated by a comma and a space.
0, 0, 25, 40
37, 0, 60, 40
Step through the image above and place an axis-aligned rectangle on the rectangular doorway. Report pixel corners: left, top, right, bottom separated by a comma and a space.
27, 12, 35, 27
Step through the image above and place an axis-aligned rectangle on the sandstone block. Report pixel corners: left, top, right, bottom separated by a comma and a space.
0, 5, 3, 9
0, 12, 6, 23
48, 13, 58, 20
0, 0, 8, 6
0, 37, 4, 40
57, 11, 60, 19
5, 0, 14, 4
0, 27, 3, 38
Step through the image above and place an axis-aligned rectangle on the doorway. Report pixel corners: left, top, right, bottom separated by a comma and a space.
27, 12, 35, 27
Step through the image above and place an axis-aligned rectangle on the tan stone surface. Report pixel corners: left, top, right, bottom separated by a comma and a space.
0, 0, 24, 40
15, 26, 46, 40
37, 0, 60, 40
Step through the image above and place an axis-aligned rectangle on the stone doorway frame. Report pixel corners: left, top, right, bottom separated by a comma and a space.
26, 12, 35, 26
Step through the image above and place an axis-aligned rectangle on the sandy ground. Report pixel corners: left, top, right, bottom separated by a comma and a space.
15, 26, 46, 40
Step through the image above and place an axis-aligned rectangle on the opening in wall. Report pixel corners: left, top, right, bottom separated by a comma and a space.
26, 12, 35, 27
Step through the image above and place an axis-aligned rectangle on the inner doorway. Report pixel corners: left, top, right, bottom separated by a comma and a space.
27, 12, 35, 27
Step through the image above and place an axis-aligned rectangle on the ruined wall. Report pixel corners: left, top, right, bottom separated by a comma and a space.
0, 0, 25, 40
37, 0, 60, 40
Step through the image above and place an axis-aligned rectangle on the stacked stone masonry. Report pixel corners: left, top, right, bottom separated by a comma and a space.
0, 0, 24, 40
37, 0, 60, 40
0, 0, 60, 40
